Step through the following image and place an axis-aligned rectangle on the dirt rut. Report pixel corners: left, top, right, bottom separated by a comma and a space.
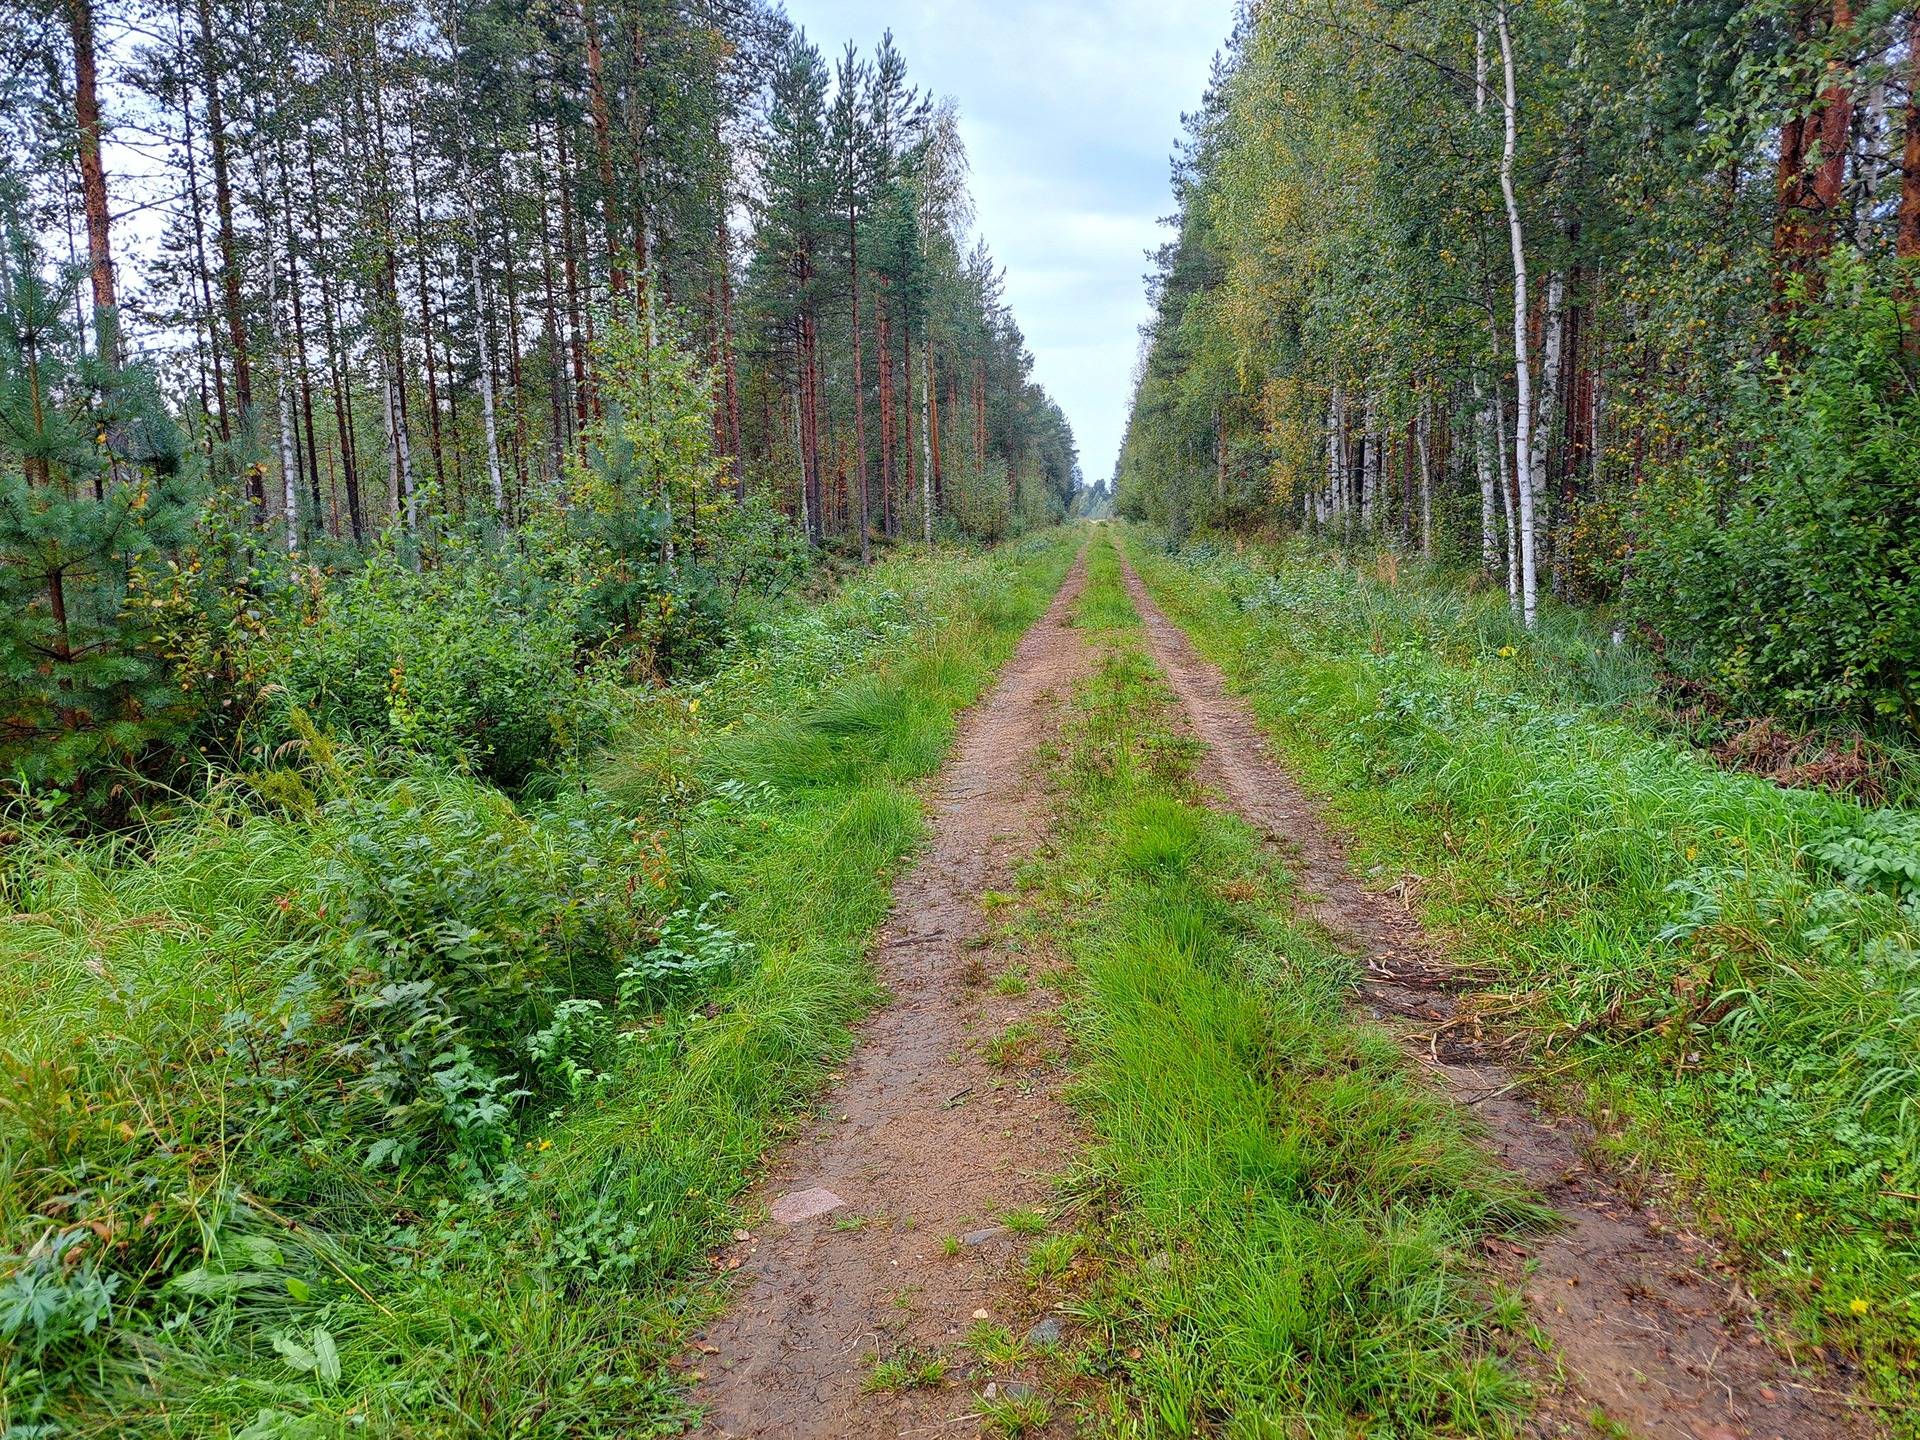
1114, 546, 1878, 1440
695, 553, 1094, 1439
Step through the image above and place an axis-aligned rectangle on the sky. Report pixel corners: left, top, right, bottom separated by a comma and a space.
785, 0, 1234, 485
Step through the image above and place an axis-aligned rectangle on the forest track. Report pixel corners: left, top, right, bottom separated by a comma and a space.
1112, 542, 1880, 1440
694, 550, 1094, 1439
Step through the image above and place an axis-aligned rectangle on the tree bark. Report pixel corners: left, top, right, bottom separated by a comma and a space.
470, 199, 506, 518
66, 0, 117, 353
1497, 0, 1540, 628
196, 0, 252, 434
304, 130, 362, 541
583, 0, 627, 299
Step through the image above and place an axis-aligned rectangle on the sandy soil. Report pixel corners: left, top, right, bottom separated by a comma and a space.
695, 551, 1094, 1439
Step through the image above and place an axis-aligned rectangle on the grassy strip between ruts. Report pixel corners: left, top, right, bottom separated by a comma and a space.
1027, 535, 1546, 1437
1117, 525, 1920, 1421
0, 532, 1077, 1439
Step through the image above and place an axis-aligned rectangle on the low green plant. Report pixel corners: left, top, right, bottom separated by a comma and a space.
964, 1320, 1024, 1367
1000, 1206, 1048, 1235
864, 1346, 948, 1392
975, 1388, 1052, 1437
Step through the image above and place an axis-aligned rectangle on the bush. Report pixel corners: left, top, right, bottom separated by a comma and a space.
1629, 256, 1920, 732
268, 537, 610, 790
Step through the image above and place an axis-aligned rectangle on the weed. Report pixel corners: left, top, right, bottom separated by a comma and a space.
983, 1018, 1048, 1069
1023, 1233, 1083, 1284
976, 1388, 1052, 1437
991, 966, 1031, 997
1001, 1206, 1048, 1235
865, 1347, 949, 1392
964, 1320, 1025, 1367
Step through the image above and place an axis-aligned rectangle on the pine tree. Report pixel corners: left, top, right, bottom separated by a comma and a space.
0, 218, 200, 796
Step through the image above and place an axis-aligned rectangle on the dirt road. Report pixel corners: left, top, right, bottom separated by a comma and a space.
694, 536, 1876, 1440
696, 551, 1094, 1439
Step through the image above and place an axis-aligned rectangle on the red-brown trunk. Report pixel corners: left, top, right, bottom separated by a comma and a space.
67, 0, 116, 341
583, 0, 626, 298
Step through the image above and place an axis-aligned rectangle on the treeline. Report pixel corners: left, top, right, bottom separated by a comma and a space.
1119, 1, 1920, 732
0, 0, 1077, 804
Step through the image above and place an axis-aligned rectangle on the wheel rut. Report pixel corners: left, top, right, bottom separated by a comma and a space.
1112, 542, 1879, 1440
694, 551, 1094, 1439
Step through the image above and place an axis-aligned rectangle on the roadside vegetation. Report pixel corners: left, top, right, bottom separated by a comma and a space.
1121, 525, 1920, 1411
1029, 538, 1546, 1435
0, 531, 1075, 1437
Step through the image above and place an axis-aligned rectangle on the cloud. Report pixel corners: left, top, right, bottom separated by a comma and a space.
787, 0, 1231, 480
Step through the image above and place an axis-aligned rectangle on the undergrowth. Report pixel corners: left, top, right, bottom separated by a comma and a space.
0, 532, 1077, 1437
1121, 525, 1920, 1418
1043, 537, 1545, 1437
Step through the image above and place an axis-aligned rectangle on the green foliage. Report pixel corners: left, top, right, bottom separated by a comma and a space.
570, 304, 737, 680
0, 532, 1078, 1434
0, 220, 200, 806
1629, 258, 1920, 729
267, 536, 609, 790
1117, 1, 1920, 735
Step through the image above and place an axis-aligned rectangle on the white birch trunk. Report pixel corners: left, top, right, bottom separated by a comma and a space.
1361, 390, 1380, 530
920, 341, 935, 544
262, 201, 299, 553
391, 361, 416, 532
1496, 0, 1539, 628
1323, 388, 1340, 525
1416, 396, 1433, 558
1491, 363, 1519, 608
1473, 374, 1498, 571
469, 201, 506, 520
1532, 265, 1566, 525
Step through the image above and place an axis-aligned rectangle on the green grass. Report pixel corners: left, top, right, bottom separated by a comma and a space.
1000, 1206, 1049, 1235
1036, 535, 1544, 1436
976, 1388, 1052, 1436
864, 1345, 949, 1393
1120, 524, 1920, 1420
964, 1319, 1025, 1367
0, 531, 1080, 1437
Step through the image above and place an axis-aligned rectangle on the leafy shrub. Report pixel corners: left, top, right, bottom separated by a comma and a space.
617, 892, 747, 1007
1629, 255, 1920, 732
268, 538, 609, 790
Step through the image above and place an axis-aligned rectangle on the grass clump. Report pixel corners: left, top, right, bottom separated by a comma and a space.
964, 1320, 1025, 1367
1122, 525, 1920, 1409
1001, 1206, 1049, 1235
0, 533, 1078, 1436
1039, 535, 1543, 1437
864, 1346, 949, 1392
976, 1388, 1052, 1437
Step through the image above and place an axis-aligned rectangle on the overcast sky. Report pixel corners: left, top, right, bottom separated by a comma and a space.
785, 0, 1233, 485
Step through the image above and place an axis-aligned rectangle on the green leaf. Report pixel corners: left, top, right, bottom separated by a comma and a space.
312, 1326, 341, 1383
272, 1330, 318, 1372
